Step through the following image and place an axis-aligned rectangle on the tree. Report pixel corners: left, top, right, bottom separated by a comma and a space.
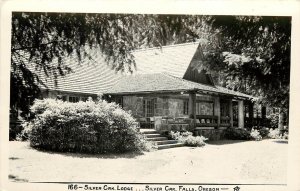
201, 16, 291, 129
11, 12, 209, 117
201, 16, 290, 110
11, 13, 291, 127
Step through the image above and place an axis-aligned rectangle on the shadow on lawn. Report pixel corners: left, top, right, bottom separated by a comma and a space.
34, 148, 145, 159
272, 140, 288, 144
207, 139, 248, 145
14, 141, 145, 159
9, 157, 21, 160
9, 174, 28, 183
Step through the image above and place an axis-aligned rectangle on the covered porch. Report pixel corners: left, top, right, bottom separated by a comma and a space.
108, 89, 260, 138
140, 90, 253, 131
103, 73, 259, 140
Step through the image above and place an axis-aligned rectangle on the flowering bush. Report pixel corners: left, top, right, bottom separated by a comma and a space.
224, 127, 251, 140
267, 113, 279, 129
268, 128, 281, 139
169, 131, 208, 147
267, 128, 288, 140
252, 126, 269, 138
25, 99, 155, 153
250, 129, 262, 141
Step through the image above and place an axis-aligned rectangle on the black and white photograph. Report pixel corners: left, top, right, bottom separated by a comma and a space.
1, 1, 300, 191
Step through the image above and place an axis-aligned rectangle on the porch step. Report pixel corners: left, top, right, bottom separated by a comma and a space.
145, 133, 162, 138
146, 137, 168, 141
157, 142, 185, 150
141, 128, 184, 150
155, 140, 178, 145
140, 129, 159, 134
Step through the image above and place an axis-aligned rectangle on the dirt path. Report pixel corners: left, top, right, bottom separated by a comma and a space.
9, 139, 288, 184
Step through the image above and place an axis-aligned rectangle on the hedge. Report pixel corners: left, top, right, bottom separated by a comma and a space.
224, 127, 251, 140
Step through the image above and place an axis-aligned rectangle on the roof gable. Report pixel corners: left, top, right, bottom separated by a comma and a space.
183, 41, 215, 86
132, 42, 199, 77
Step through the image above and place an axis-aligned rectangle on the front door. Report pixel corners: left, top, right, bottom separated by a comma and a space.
141, 99, 155, 128
144, 99, 154, 117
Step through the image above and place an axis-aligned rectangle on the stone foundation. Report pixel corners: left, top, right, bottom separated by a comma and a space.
194, 128, 227, 141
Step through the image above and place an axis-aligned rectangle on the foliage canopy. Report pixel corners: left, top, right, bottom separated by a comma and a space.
207, 16, 291, 110
10, 13, 290, 117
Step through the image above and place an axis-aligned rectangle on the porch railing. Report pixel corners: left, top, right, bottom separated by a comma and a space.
137, 115, 232, 131
155, 116, 192, 132
195, 115, 218, 128
220, 116, 231, 127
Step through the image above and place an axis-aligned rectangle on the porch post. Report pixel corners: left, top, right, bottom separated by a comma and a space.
229, 99, 233, 128
262, 106, 266, 119
261, 105, 267, 127
214, 97, 221, 128
238, 100, 244, 128
188, 91, 196, 127
249, 101, 254, 127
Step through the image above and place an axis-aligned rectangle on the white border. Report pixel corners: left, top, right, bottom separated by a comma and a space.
1, 0, 300, 191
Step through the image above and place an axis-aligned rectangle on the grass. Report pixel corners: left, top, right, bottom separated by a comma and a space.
9, 139, 288, 184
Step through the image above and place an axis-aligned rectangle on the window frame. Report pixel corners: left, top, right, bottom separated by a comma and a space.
183, 100, 189, 115
69, 96, 79, 103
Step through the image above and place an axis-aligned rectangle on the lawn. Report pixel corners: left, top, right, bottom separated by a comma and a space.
9, 139, 288, 184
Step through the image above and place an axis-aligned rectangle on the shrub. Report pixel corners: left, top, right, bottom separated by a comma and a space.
252, 126, 269, 138
282, 132, 288, 140
268, 128, 281, 139
224, 127, 251, 140
250, 129, 262, 141
26, 98, 156, 153
9, 122, 23, 141
267, 128, 288, 140
268, 113, 279, 129
16, 121, 33, 141
258, 127, 269, 138
169, 131, 208, 147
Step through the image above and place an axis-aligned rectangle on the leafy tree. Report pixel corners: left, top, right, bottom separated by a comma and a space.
11, 12, 208, 117
204, 16, 291, 112
11, 13, 291, 128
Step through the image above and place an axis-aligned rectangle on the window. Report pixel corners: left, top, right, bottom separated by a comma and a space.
253, 104, 261, 118
69, 96, 79, 103
195, 101, 214, 115
62, 95, 67, 101
56, 95, 67, 101
115, 97, 123, 107
143, 99, 155, 117
220, 102, 229, 117
245, 105, 249, 118
183, 100, 189, 115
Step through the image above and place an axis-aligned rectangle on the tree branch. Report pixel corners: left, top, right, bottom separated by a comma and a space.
11, 40, 68, 52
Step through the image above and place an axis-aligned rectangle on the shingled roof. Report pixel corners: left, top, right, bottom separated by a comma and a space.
14, 48, 124, 95
14, 41, 254, 99
104, 73, 254, 99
